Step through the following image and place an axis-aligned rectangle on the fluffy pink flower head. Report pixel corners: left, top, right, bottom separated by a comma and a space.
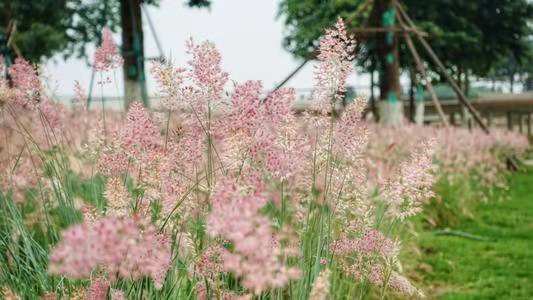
333, 97, 369, 159
86, 277, 109, 300
150, 60, 186, 110
120, 102, 161, 159
331, 227, 401, 286
8, 58, 41, 90
104, 177, 131, 217
186, 38, 228, 95
37, 99, 66, 138
331, 228, 396, 259
191, 243, 226, 280
93, 27, 123, 72
207, 177, 300, 294
368, 267, 424, 298
262, 87, 295, 125
98, 143, 129, 176
49, 216, 171, 289
229, 80, 262, 134
0, 155, 39, 203
73, 80, 87, 111
314, 18, 356, 111
110, 289, 125, 300
385, 139, 437, 220
7, 57, 42, 107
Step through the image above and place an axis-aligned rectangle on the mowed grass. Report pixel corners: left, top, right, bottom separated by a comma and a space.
415, 169, 533, 300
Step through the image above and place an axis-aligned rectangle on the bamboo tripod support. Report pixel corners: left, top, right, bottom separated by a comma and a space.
392, 0, 489, 133
394, 7, 448, 126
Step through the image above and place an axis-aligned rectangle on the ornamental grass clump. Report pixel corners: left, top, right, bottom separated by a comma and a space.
0, 21, 529, 299
366, 124, 529, 226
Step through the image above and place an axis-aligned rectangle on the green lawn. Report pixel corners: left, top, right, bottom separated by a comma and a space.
415, 170, 533, 300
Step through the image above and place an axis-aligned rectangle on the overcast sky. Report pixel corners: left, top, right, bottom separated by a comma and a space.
45, 0, 371, 98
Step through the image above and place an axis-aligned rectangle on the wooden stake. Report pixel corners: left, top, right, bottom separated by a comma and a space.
519, 113, 524, 133
527, 112, 531, 136
268, 59, 309, 96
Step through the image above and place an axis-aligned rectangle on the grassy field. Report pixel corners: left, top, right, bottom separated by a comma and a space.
413, 169, 533, 299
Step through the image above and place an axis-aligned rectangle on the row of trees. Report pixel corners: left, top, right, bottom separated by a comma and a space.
1, 0, 532, 107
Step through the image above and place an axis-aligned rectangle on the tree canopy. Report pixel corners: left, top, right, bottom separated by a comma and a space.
402, 0, 533, 77
278, 0, 533, 79
1, 0, 120, 62
0, 0, 209, 63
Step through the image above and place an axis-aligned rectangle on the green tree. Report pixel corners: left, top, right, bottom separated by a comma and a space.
402, 0, 533, 89
0, 0, 210, 107
279, 0, 533, 97
1, 1, 120, 62
487, 38, 533, 92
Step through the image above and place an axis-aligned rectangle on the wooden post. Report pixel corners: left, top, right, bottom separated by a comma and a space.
507, 111, 513, 131
519, 113, 524, 134
461, 105, 469, 127
267, 59, 309, 97
487, 112, 493, 127
450, 112, 456, 125
527, 112, 531, 137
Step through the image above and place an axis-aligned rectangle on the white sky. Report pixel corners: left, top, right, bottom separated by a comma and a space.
44, 0, 372, 98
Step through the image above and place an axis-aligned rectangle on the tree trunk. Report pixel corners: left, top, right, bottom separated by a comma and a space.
121, 0, 148, 109
457, 67, 463, 92
408, 65, 415, 123
369, 60, 377, 120
464, 69, 470, 96
372, 0, 402, 126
